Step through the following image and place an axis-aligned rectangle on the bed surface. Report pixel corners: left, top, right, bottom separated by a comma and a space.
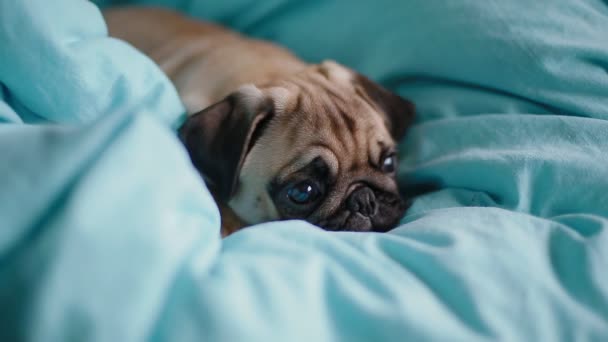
1, 0, 607, 340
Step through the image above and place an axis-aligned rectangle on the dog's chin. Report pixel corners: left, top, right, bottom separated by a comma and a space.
318, 213, 401, 232
344, 213, 374, 232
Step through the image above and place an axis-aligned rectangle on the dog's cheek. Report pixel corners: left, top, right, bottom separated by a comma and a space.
228, 177, 280, 224
372, 193, 408, 231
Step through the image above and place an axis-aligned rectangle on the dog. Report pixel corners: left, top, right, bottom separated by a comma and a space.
104, 6, 415, 236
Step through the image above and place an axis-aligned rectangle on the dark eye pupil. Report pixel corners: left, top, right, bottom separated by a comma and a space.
382, 156, 395, 172
287, 182, 317, 204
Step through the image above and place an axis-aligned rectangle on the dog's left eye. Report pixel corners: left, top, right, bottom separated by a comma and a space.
381, 155, 396, 173
287, 181, 320, 204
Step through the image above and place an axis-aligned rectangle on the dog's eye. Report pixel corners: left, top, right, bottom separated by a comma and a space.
381, 155, 396, 173
287, 181, 320, 204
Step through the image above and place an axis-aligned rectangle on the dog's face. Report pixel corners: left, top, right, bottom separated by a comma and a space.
179, 61, 414, 232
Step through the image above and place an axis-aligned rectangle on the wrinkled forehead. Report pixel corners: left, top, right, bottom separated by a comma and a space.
258, 83, 395, 176
270, 76, 391, 134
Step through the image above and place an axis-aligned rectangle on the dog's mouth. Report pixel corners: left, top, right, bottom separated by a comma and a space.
314, 191, 409, 232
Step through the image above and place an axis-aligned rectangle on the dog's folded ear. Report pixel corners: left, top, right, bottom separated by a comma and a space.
354, 74, 415, 141
178, 85, 273, 201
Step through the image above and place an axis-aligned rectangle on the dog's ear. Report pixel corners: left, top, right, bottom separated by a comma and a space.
179, 85, 273, 201
353, 73, 415, 141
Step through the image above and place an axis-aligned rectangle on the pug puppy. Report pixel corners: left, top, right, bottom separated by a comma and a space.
104, 6, 415, 236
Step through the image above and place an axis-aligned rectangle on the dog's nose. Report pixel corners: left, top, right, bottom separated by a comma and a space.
346, 187, 378, 217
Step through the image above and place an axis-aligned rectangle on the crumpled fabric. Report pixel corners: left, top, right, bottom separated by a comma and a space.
0, 0, 607, 341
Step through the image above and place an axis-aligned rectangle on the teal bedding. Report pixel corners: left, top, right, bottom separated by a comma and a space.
1, 0, 607, 340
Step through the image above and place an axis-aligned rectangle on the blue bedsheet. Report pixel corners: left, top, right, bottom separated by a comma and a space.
1, 0, 607, 341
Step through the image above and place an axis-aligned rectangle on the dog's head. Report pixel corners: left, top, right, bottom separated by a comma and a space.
179, 61, 415, 232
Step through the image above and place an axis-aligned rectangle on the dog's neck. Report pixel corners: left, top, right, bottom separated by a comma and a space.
159, 32, 307, 112
105, 7, 307, 113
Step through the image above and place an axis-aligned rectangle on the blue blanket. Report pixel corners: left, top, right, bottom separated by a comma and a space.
1, 0, 607, 341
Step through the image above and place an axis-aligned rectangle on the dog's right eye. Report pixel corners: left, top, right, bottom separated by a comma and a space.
269, 158, 329, 218
286, 181, 320, 204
